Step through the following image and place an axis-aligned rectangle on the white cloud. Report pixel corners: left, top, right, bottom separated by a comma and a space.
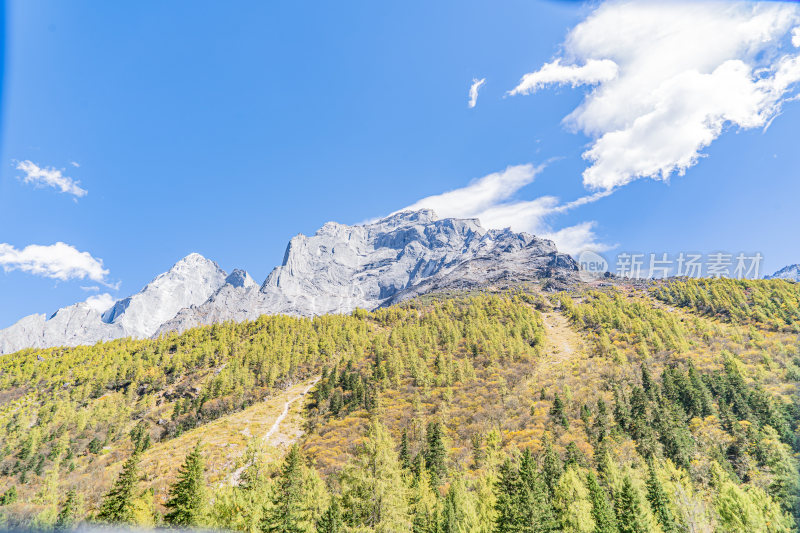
793, 27, 800, 47
403, 164, 540, 216
80, 285, 101, 292
83, 293, 115, 313
540, 222, 609, 255
400, 165, 609, 254
510, 1, 800, 191
508, 59, 618, 96
468, 78, 486, 108
15, 160, 88, 198
0, 242, 109, 282
70, 161, 80, 168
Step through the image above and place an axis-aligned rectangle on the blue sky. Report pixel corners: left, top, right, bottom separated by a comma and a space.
1, 0, 800, 328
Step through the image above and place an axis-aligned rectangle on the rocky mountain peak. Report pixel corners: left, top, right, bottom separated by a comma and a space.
374, 208, 440, 228
0, 210, 577, 353
766, 264, 800, 282
226, 269, 257, 289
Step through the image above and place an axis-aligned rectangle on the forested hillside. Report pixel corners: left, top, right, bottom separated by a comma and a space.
0, 280, 798, 532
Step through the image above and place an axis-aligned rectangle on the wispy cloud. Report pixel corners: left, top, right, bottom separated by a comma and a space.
15, 160, 88, 198
400, 164, 609, 254
510, 1, 800, 191
508, 59, 618, 96
403, 164, 540, 215
0, 242, 109, 283
468, 78, 486, 108
80, 285, 101, 292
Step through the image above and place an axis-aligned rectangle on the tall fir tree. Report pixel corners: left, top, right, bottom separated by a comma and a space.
494, 458, 522, 533
164, 441, 207, 526
541, 435, 563, 496
594, 399, 610, 443
97, 453, 141, 524
129, 421, 151, 454
399, 427, 411, 471
550, 393, 569, 429
439, 477, 476, 533
260, 444, 311, 533
409, 456, 437, 533
316, 497, 343, 533
614, 476, 648, 533
645, 461, 678, 533
518, 449, 559, 532
586, 471, 618, 533
55, 489, 80, 530
0, 486, 17, 506
425, 421, 448, 487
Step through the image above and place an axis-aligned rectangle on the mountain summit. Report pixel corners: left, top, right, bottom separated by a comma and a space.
0, 253, 228, 354
766, 264, 800, 282
0, 210, 577, 353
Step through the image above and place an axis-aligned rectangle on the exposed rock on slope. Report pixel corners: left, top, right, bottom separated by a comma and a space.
0, 254, 228, 354
158, 210, 577, 334
0, 210, 578, 353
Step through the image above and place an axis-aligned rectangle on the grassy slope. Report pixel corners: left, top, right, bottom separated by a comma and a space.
0, 280, 798, 528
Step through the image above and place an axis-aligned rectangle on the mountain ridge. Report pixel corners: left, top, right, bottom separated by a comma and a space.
766, 264, 800, 282
0, 210, 578, 354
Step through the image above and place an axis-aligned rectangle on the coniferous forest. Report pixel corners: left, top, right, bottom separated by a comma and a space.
0, 279, 798, 532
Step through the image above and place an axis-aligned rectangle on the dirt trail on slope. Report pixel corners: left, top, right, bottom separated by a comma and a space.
264, 377, 320, 445
226, 376, 320, 486
539, 310, 587, 368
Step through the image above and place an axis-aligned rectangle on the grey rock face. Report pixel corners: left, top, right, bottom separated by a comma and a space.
765, 264, 800, 281
0, 253, 228, 354
1, 210, 578, 352
158, 209, 578, 334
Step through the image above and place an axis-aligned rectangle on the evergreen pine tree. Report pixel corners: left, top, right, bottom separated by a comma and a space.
613, 389, 630, 432
316, 497, 343, 533
471, 432, 484, 469
425, 421, 447, 486
97, 452, 141, 524
550, 393, 569, 428
399, 428, 411, 470
329, 388, 343, 416
581, 404, 593, 440
518, 449, 558, 532
541, 436, 563, 496
494, 458, 522, 533
586, 471, 617, 533
440, 478, 475, 533
614, 477, 647, 533
164, 441, 207, 526
129, 421, 151, 454
565, 442, 586, 468
641, 365, 654, 397
645, 461, 678, 533
260, 444, 311, 533
55, 489, 80, 530
595, 399, 609, 443
441, 486, 458, 533
0, 486, 17, 505
409, 457, 437, 533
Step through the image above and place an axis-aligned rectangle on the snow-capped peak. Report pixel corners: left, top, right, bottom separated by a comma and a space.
765, 264, 800, 282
